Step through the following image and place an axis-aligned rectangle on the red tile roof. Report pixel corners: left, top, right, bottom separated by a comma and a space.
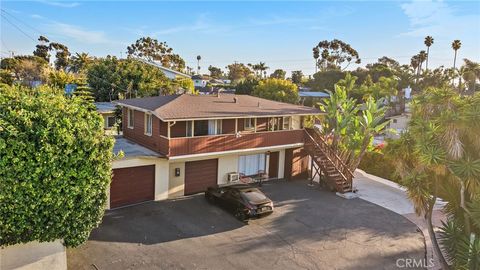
114, 94, 321, 121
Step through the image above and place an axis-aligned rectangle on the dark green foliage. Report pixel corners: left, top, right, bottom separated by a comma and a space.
0, 85, 114, 247
235, 77, 259, 95
308, 70, 346, 91
33, 36, 50, 62
358, 151, 400, 183
86, 56, 170, 101
208, 65, 223, 79
127, 37, 185, 71
291, 71, 303, 85
270, 69, 286, 79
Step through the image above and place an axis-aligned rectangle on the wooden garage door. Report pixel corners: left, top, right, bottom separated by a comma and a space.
185, 159, 218, 195
110, 165, 155, 208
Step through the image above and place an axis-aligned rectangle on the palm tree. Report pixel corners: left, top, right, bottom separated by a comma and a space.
70, 52, 92, 73
196, 55, 201, 74
452, 40, 462, 70
313, 47, 320, 73
257, 62, 268, 78
424, 36, 434, 70
460, 59, 480, 92
418, 50, 427, 74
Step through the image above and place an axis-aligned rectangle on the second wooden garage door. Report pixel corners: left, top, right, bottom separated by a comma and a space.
110, 165, 155, 209
185, 159, 218, 195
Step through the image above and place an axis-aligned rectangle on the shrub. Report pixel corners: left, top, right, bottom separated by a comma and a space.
0, 85, 114, 247
358, 150, 399, 183
252, 78, 299, 104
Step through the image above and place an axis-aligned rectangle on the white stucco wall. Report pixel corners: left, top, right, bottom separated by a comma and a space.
0, 240, 66, 270
217, 155, 239, 185
292, 116, 302, 129
278, 149, 286, 179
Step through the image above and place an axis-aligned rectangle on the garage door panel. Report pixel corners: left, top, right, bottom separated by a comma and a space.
110, 165, 155, 208
185, 159, 218, 195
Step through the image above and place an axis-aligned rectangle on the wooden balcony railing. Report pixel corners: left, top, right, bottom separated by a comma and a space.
168, 129, 305, 156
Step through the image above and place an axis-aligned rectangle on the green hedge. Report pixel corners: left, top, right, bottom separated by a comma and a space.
359, 151, 400, 183
0, 85, 114, 247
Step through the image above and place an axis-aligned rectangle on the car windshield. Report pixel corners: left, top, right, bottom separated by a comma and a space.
241, 189, 267, 201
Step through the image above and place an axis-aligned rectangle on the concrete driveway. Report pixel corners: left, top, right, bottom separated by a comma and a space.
68, 180, 425, 270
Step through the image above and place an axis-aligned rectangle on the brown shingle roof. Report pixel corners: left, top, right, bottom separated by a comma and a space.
114, 94, 321, 121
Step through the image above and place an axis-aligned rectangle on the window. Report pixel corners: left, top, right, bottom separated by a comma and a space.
208, 119, 222, 135
244, 118, 255, 130
186, 121, 193, 137
282, 116, 291, 130
144, 113, 152, 136
269, 117, 281, 131
128, 109, 134, 129
393, 119, 398, 124
238, 154, 266, 176
194, 120, 209, 136
106, 116, 116, 128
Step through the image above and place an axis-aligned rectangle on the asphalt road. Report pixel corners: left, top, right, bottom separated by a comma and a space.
68, 180, 425, 270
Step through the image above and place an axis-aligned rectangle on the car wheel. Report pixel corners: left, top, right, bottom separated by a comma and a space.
234, 208, 247, 222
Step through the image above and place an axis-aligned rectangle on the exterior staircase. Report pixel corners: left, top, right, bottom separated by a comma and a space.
304, 128, 354, 193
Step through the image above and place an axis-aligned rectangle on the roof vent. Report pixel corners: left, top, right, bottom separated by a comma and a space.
257, 102, 261, 108
233, 97, 237, 103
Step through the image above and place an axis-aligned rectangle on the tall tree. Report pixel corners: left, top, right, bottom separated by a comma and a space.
33, 36, 50, 62
208, 65, 222, 78
291, 70, 303, 85
86, 56, 170, 101
424, 36, 434, 71
126, 37, 185, 71
70, 52, 92, 73
49, 42, 70, 70
313, 47, 320, 73
226, 62, 251, 82
196, 55, 201, 74
452, 40, 462, 70
389, 87, 480, 269
313, 39, 361, 71
270, 69, 286, 79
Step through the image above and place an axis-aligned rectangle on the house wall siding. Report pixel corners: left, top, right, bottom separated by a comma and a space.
122, 108, 169, 155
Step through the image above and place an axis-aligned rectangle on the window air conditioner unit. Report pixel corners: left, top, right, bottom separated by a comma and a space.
228, 172, 240, 183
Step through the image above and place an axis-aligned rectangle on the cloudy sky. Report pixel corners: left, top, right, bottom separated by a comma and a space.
1, 0, 479, 75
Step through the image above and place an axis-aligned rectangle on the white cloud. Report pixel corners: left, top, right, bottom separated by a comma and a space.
47, 22, 109, 44
31, 14, 45, 19
400, 0, 480, 37
36, 0, 80, 8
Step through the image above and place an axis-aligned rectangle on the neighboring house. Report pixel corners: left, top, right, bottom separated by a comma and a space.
298, 91, 329, 105
192, 74, 211, 88
109, 93, 320, 209
137, 58, 191, 80
386, 113, 411, 139
95, 102, 118, 134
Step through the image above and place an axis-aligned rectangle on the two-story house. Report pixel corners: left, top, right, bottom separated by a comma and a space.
109, 93, 321, 209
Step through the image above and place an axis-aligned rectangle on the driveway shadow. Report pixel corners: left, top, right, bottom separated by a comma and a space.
90, 194, 245, 245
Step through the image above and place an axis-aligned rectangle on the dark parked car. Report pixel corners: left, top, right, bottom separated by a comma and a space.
205, 184, 274, 221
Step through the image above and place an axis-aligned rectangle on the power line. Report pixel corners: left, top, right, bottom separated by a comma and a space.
0, 14, 36, 42
1, 9, 44, 37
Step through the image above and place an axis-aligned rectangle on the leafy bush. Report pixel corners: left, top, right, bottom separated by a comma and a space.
358, 151, 399, 183
0, 85, 114, 247
252, 78, 299, 104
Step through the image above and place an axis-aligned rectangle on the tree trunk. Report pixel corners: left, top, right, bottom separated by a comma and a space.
426, 47, 430, 71
426, 196, 450, 269
453, 51, 457, 70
